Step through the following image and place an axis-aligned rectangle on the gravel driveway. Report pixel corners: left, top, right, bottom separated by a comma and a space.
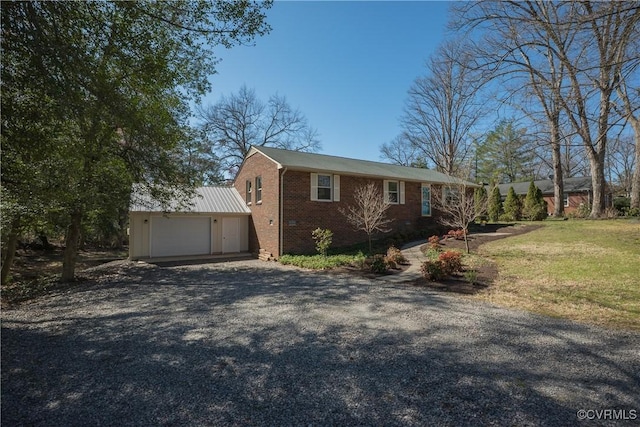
2, 260, 639, 426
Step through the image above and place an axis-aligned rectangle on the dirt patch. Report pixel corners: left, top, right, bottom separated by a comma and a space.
437, 224, 542, 253
2, 246, 127, 307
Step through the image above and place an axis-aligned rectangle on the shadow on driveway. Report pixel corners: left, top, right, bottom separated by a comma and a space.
2, 262, 639, 426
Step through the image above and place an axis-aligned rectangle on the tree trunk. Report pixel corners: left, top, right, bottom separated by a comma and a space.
588, 154, 607, 218
630, 119, 640, 210
1, 220, 20, 286
62, 209, 83, 282
551, 121, 564, 217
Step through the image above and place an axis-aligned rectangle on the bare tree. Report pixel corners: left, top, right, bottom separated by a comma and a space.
454, 1, 573, 216
613, 54, 640, 209
455, 1, 640, 217
607, 135, 637, 198
400, 40, 487, 177
199, 85, 320, 177
339, 182, 393, 253
434, 184, 486, 254
380, 134, 423, 167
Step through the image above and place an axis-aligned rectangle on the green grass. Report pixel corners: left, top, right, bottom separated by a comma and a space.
476, 219, 640, 330
279, 252, 366, 270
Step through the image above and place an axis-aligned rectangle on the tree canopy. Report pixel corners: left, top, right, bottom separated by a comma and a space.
198, 85, 320, 178
1, 0, 272, 282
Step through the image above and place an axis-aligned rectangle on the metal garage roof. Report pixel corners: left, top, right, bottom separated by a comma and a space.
130, 186, 251, 214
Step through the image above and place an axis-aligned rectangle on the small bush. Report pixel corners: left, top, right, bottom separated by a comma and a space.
368, 254, 389, 274
311, 228, 333, 256
464, 269, 478, 285
575, 203, 590, 218
446, 229, 467, 240
427, 235, 441, 251
420, 260, 446, 281
628, 207, 640, 217
386, 245, 408, 265
423, 247, 441, 260
438, 250, 463, 275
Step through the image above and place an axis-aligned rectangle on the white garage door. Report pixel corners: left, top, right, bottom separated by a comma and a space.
150, 216, 211, 257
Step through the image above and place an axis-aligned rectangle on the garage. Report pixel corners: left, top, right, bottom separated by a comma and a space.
129, 187, 251, 260
150, 216, 211, 257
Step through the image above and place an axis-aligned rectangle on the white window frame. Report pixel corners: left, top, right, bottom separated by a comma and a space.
246, 180, 252, 205
311, 173, 340, 202
383, 180, 405, 204
421, 184, 432, 217
255, 176, 262, 204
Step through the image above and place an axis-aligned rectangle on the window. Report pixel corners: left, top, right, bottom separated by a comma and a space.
246, 180, 252, 205
563, 193, 569, 207
421, 184, 431, 216
317, 174, 332, 200
383, 180, 404, 204
387, 181, 399, 203
255, 176, 262, 203
444, 187, 460, 206
310, 173, 340, 201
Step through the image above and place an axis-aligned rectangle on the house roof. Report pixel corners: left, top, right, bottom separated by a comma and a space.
249, 146, 478, 187
130, 186, 251, 214
497, 177, 592, 195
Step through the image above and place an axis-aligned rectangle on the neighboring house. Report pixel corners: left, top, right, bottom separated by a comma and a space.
497, 177, 592, 216
234, 146, 476, 258
129, 186, 250, 260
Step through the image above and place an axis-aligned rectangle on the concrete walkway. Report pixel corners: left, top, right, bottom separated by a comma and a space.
383, 240, 428, 284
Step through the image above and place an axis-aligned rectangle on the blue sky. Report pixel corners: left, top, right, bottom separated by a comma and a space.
202, 1, 453, 162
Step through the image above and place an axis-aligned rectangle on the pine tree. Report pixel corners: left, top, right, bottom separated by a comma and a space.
523, 181, 547, 220
488, 186, 503, 222
474, 186, 488, 220
502, 187, 522, 221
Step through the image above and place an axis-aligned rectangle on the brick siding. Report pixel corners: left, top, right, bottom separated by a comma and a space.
234, 152, 280, 257
543, 193, 590, 215
235, 150, 450, 257
281, 171, 440, 254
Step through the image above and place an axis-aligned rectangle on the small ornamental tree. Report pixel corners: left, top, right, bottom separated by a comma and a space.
502, 186, 522, 221
523, 181, 547, 220
339, 182, 393, 253
311, 228, 333, 256
488, 186, 503, 222
434, 184, 487, 254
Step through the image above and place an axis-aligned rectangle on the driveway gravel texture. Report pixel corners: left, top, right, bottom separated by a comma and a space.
2, 259, 639, 426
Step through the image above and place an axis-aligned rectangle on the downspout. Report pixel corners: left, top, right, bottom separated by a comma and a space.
279, 167, 288, 257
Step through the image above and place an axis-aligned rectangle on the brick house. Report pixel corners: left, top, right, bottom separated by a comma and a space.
497, 177, 593, 216
234, 146, 476, 258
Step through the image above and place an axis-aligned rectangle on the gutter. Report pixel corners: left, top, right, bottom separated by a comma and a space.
279, 167, 287, 257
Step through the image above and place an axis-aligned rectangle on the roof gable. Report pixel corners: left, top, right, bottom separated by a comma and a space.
249, 146, 476, 186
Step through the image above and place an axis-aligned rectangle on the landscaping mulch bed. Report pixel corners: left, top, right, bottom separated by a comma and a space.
418, 224, 541, 295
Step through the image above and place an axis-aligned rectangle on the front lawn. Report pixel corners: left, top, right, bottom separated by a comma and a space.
476, 219, 640, 330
